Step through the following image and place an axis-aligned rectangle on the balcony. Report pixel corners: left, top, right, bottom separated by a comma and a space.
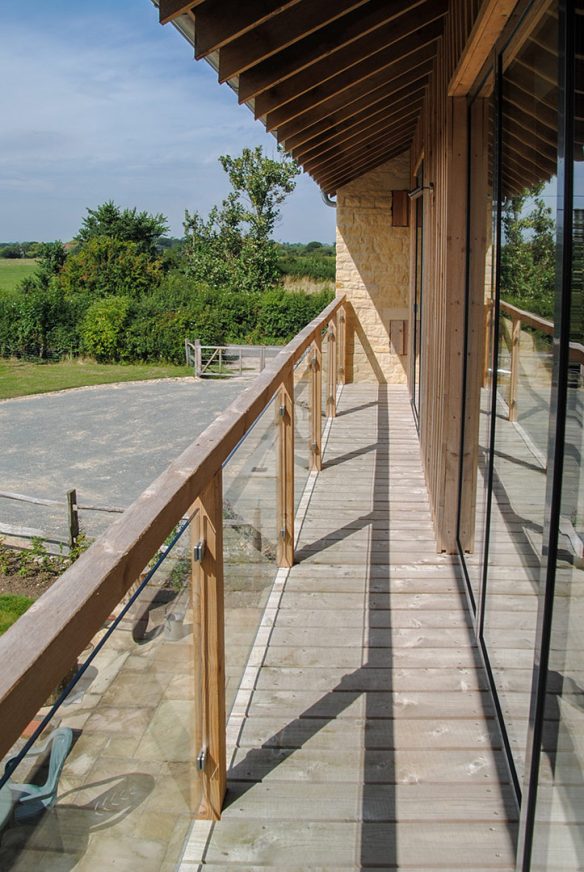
0, 298, 516, 870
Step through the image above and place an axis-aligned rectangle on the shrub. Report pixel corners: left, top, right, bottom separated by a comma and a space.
81, 296, 132, 361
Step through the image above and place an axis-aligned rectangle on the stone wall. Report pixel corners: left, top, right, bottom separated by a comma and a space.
336, 152, 411, 383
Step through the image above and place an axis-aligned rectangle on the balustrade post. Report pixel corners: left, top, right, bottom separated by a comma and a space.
277, 370, 295, 568
191, 469, 226, 820
310, 333, 322, 472
337, 306, 346, 385
509, 317, 521, 422
327, 319, 337, 418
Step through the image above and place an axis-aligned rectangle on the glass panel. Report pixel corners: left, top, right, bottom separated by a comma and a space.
530, 3, 584, 867
412, 163, 425, 422
459, 81, 497, 607
294, 350, 312, 512
0, 514, 201, 869
222, 395, 279, 716
483, 1, 559, 784
321, 329, 329, 420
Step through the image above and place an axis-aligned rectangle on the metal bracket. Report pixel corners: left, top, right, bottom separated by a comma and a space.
280, 527, 286, 540
196, 746, 207, 772
279, 404, 286, 418
193, 540, 206, 562
311, 441, 318, 453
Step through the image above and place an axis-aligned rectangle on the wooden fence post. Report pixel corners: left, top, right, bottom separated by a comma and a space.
327, 319, 337, 418
192, 470, 226, 820
194, 339, 202, 378
338, 306, 346, 386
277, 371, 295, 568
310, 334, 322, 472
66, 489, 79, 547
508, 317, 521, 422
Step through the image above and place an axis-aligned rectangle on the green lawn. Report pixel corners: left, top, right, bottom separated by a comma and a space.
0, 258, 38, 295
0, 359, 192, 400
0, 594, 33, 635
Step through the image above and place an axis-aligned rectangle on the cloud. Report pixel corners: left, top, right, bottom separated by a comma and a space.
0, 3, 335, 243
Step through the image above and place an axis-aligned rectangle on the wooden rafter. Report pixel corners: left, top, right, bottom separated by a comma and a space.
280, 74, 429, 150
305, 127, 416, 181
274, 51, 435, 141
264, 20, 441, 129
194, 1, 302, 59
239, 0, 445, 107
320, 140, 412, 192
293, 93, 424, 163
295, 102, 422, 165
158, 0, 204, 25
217, 0, 370, 83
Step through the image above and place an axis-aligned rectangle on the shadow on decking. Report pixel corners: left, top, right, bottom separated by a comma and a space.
220, 386, 515, 867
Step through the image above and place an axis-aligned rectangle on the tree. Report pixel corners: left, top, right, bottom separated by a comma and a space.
500, 184, 556, 318
76, 201, 169, 257
58, 236, 162, 301
184, 146, 299, 293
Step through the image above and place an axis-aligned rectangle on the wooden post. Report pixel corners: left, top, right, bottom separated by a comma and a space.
192, 470, 226, 820
277, 371, 295, 568
310, 334, 322, 472
338, 306, 346, 385
508, 316, 521, 422
327, 319, 337, 418
66, 489, 79, 547
194, 339, 201, 377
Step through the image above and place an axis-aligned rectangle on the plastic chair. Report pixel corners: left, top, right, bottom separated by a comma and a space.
5, 727, 73, 823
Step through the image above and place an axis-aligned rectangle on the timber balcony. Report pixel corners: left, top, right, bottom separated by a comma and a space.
0, 297, 516, 871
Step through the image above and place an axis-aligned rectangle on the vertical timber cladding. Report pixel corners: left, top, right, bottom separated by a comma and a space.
410, 0, 481, 552
336, 152, 411, 384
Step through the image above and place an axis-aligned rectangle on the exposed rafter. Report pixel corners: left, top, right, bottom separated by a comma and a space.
320, 139, 413, 193
280, 78, 428, 150
158, 0, 204, 26
263, 24, 441, 131
275, 53, 435, 142
239, 0, 445, 106
159, 0, 449, 192
194, 1, 302, 59
294, 101, 423, 165
218, 0, 370, 83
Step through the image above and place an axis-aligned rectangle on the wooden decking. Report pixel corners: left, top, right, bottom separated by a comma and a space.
181, 384, 518, 870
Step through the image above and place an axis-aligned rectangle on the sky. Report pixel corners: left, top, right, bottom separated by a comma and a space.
0, 0, 336, 244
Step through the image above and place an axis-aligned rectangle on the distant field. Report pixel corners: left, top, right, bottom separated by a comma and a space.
0, 359, 192, 400
0, 258, 38, 295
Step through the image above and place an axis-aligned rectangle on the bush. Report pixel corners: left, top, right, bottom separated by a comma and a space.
81, 296, 132, 361
253, 288, 334, 343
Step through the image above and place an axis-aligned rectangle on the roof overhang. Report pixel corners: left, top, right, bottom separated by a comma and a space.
152, 0, 449, 193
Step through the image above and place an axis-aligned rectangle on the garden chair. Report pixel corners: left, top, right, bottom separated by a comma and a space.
4, 727, 73, 823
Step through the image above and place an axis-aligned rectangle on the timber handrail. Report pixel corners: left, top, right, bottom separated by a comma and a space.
0, 294, 346, 783
498, 300, 584, 422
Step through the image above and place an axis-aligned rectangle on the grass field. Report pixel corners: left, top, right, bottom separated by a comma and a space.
0, 594, 33, 635
0, 359, 192, 400
0, 258, 38, 295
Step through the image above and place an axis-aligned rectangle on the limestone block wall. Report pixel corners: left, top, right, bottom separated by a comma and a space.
336, 152, 411, 383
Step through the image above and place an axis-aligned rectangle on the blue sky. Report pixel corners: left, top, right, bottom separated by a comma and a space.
0, 0, 335, 243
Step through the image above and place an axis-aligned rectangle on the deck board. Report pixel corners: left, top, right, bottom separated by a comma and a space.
180, 385, 517, 870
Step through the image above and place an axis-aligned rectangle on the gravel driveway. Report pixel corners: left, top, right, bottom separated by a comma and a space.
0, 378, 245, 541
